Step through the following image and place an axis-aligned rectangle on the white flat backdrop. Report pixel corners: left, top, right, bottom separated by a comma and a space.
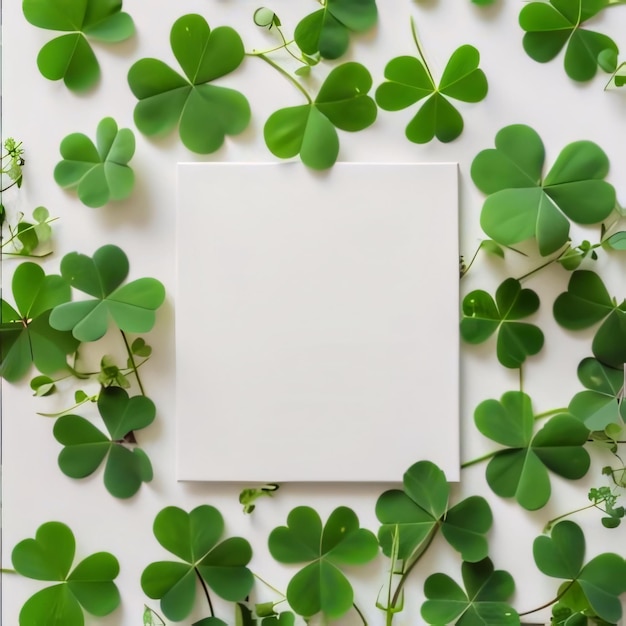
2, 1, 626, 625
176, 162, 459, 482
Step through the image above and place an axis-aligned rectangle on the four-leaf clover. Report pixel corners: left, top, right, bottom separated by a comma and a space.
54, 117, 135, 208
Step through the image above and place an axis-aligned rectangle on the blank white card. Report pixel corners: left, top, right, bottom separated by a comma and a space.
176, 163, 459, 481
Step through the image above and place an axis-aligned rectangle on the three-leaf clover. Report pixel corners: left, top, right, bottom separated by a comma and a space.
53, 386, 155, 498
141, 505, 254, 621
54, 117, 135, 208
471, 124, 616, 256
268, 506, 379, 619
475, 391, 591, 510
376, 461, 492, 564
519, 0, 618, 82
264, 62, 377, 169
22, 0, 135, 91
128, 14, 250, 154
49, 244, 166, 342
554, 271, 626, 368
294, 0, 378, 60
376, 42, 488, 143
1, 262, 78, 382
534, 521, 626, 623
568, 357, 626, 430
11, 521, 120, 626
421, 558, 519, 625
461, 278, 544, 368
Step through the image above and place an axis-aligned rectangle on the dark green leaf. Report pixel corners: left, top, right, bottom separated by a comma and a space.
23, 0, 135, 91
128, 14, 250, 154
461, 278, 544, 368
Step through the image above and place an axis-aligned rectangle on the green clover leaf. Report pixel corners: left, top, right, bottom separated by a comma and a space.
376, 44, 487, 143
128, 14, 250, 154
553, 270, 626, 368
569, 357, 626, 430
294, 0, 378, 60
22, 0, 135, 91
376, 461, 492, 564
53, 386, 155, 498
54, 117, 135, 208
461, 278, 544, 369
475, 391, 590, 510
268, 506, 378, 619
421, 558, 519, 625
49, 244, 166, 342
471, 125, 615, 256
141, 505, 253, 621
1, 262, 78, 382
264, 62, 377, 169
11, 521, 120, 626
534, 521, 626, 623
519, 0, 618, 82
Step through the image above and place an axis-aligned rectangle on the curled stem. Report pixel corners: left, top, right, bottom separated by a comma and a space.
247, 52, 313, 104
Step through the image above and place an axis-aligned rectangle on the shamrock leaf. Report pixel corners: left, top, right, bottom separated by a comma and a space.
128, 14, 250, 154
53, 386, 155, 498
11, 521, 120, 626
471, 125, 615, 256
519, 0, 618, 82
54, 117, 135, 208
421, 558, 519, 625
294, 0, 378, 60
264, 62, 377, 169
461, 278, 544, 368
569, 357, 626, 430
376, 44, 488, 143
22, 0, 135, 91
1, 262, 77, 382
268, 506, 378, 619
534, 521, 626, 623
49, 244, 166, 342
475, 391, 590, 510
141, 505, 253, 621
554, 270, 626, 367
376, 461, 492, 564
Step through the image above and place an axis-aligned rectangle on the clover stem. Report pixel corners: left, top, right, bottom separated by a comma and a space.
353, 602, 368, 626
518, 579, 577, 617
516, 245, 569, 282
0, 568, 16, 574
388, 523, 440, 615
461, 450, 499, 469
0, 180, 19, 193
253, 572, 286, 597
534, 408, 568, 421
518, 366, 524, 393
0, 217, 59, 250
275, 26, 307, 65
195, 568, 215, 617
460, 243, 482, 279
249, 52, 313, 104
410, 17, 435, 87
121, 330, 146, 396
543, 501, 601, 531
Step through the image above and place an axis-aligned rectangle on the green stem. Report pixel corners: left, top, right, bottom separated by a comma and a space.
121, 330, 146, 396
253, 572, 286, 598
516, 245, 569, 282
37, 395, 97, 418
247, 52, 313, 104
410, 17, 435, 86
544, 502, 599, 531
534, 408, 568, 420
460, 243, 482, 279
519, 366, 524, 393
195, 568, 215, 617
0, 568, 17, 574
0, 217, 59, 249
353, 602, 368, 626
275, 26, 306, 64
461, 450, 499, 469
518, 579, 576, 617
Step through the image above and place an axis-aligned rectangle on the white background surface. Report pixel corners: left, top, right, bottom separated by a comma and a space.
176, 162, 459, 482
2, 1, 626, 624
